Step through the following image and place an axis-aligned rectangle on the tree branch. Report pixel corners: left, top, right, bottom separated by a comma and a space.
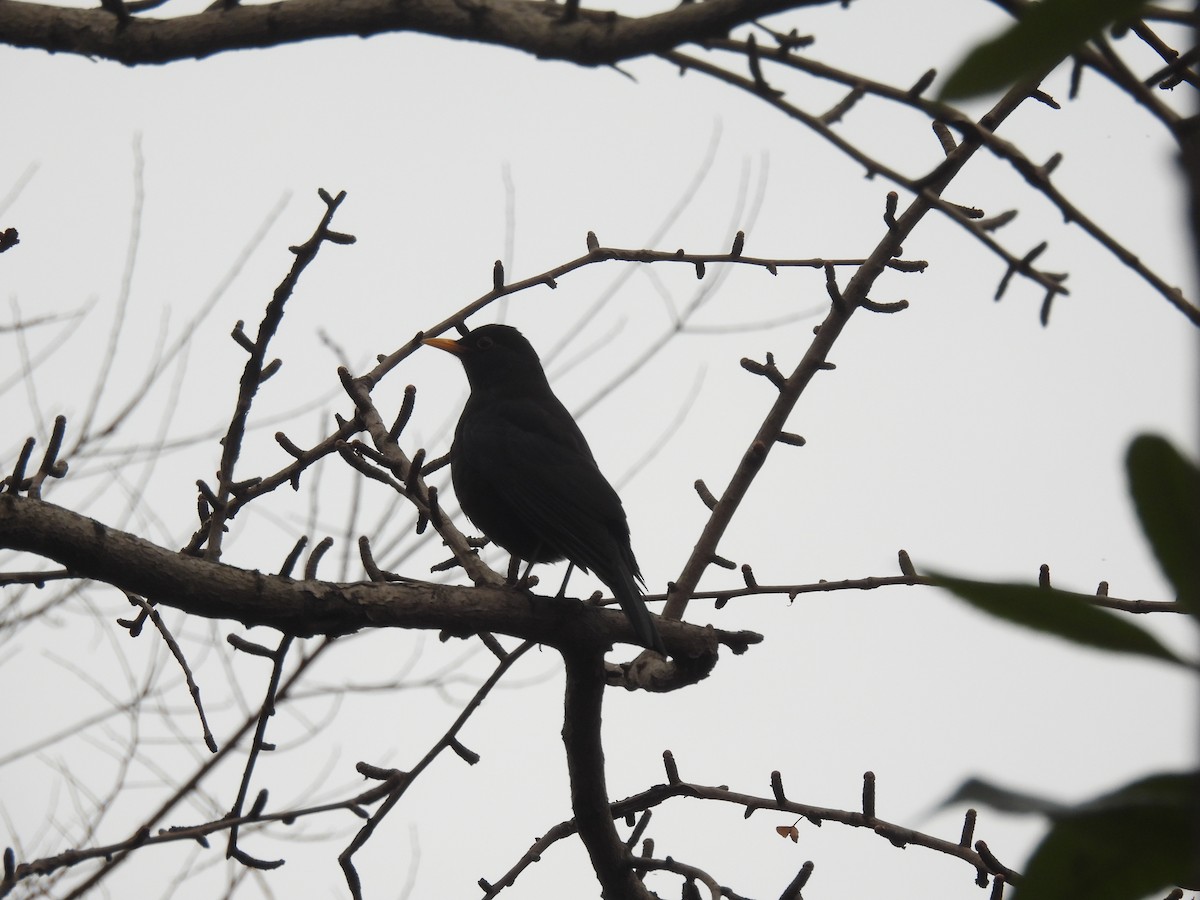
0, 495, 757, 669
562, 647, 654, 899
662, 76, 1042, 621
0, 0, 837, 66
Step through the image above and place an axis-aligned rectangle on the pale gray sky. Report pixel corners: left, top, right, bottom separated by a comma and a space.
1, 2, 1195, 898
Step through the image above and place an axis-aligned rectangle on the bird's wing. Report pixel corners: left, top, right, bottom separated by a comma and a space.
458, 394, 639, 582
457, 391, 661, 652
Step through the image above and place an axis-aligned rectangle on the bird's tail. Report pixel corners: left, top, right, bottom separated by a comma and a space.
610, 564, 667, 655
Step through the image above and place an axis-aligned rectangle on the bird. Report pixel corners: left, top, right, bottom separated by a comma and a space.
423, 324, 666, 655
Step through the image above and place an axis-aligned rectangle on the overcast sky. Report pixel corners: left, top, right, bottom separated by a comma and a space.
2, 1, 1196, 898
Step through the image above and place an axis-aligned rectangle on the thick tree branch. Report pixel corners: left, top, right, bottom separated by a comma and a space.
0, 495, 756, 672
0, 0, 836, 66
562, 647, 655, 900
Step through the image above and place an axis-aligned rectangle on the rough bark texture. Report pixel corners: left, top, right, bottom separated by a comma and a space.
0, 494, 754, 669
0, 0, 832, 66
563, 647, 655, 900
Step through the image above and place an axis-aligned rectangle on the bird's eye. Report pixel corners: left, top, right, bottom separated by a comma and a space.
475, 336, 494, 350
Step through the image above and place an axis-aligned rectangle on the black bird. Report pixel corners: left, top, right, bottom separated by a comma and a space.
423, 324, 666, 655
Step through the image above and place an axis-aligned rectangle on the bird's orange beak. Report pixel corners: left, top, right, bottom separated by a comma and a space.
422, 336, 464, 355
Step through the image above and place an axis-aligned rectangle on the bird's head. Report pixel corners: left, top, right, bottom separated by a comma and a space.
422, 324, 548, 390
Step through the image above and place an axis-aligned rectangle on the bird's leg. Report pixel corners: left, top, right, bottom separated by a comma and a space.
510, 552, 540, 591
512, 556, 541, 621
519, 556, 537, 588
555, 562, 576, 599
514, 541, 545, 591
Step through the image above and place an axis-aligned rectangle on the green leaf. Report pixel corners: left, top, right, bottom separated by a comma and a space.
930, 574, 1189, 667
1017, 773, 1200, 900
1127, 435, 1200, 618
944, 773, 1199, 899
943, 778, 1072, 817
940, 0, 1149, 101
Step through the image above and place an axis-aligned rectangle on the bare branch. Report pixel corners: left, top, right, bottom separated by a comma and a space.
0, 494, 758, 661
0, 0, 840, 66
